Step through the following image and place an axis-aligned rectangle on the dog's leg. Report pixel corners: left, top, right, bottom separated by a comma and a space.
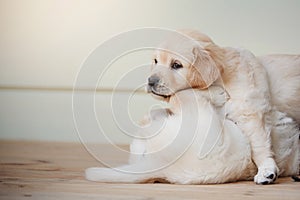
236, 114, 279, 184
270, 110, 299, 176
85, 166, 150, 183
85, 162, 164, 183
224, 49, 280, 184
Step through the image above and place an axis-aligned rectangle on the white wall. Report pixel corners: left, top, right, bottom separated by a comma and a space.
0, 0, 299, 143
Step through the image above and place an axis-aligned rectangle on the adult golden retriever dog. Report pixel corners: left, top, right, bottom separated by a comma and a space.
86, 87, 299, 184
86, 30, 300, 184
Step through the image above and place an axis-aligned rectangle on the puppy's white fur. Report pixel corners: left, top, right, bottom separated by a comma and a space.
86, 87, 299, 184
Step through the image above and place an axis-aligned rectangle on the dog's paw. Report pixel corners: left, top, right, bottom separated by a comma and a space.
85, 167, 97, 181
85, 167, 116, 182
207, 86, 229, 107
254, 159, 279, 185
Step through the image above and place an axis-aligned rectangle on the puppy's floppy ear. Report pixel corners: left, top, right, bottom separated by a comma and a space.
189, 43, 224, 89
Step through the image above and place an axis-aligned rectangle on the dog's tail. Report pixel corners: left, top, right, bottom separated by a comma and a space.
85, 163, 163, 183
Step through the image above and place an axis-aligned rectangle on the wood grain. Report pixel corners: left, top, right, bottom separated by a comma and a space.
0, 140, 299, 200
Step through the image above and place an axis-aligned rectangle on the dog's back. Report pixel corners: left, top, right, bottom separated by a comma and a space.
259, 55, 300, 124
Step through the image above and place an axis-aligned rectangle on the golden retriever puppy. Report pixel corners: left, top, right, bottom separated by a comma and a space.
85, 87, 299, 184
145, 30, 300, 184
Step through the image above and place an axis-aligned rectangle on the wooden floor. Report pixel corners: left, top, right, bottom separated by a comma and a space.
0, 141, 299, 200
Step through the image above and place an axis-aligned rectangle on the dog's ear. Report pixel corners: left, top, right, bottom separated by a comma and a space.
189, 43, 224, 89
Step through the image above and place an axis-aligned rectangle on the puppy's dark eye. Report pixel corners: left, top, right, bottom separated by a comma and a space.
154, 59, 158, 65
171, 62, 183, 70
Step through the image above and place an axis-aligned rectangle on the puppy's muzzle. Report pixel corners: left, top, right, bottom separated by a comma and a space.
148, 75, 160, 87
147, 75, 171, 99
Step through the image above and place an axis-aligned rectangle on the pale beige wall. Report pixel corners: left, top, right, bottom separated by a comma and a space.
0, 0, 299, 143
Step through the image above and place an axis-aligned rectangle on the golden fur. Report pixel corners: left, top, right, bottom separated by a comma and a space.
85, 30, 300, 185
147, 30, 300, 184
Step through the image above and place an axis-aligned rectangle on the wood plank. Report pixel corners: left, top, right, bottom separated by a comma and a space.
0, 140, 299, 200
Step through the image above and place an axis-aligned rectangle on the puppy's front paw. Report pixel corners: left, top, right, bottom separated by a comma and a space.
254, 159, 279, 185
208, 86, 229, 107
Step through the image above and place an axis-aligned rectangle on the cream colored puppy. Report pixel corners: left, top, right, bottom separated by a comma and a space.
85, 87, 299, 184
146, 30, 300, 184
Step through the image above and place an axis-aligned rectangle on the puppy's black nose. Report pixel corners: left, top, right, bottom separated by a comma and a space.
148, 75, 160, 87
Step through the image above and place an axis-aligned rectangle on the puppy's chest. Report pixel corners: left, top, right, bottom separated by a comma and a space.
223, 66, 253, 96
222, 85, 271, 124
221, 66, 270, 113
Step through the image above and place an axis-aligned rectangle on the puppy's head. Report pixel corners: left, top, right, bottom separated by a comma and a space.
147, 30, 224, 101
